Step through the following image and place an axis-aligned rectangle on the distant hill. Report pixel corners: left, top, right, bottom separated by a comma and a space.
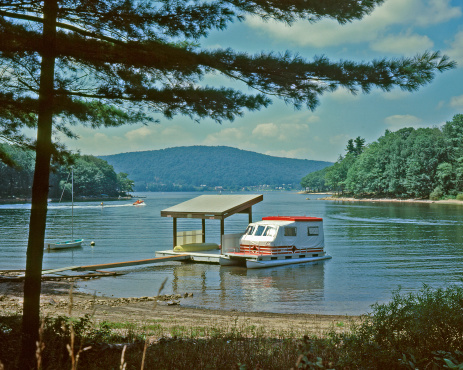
100, 146, 332, 191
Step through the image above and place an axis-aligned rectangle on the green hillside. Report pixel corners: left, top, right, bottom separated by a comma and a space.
100, 146, 332, 191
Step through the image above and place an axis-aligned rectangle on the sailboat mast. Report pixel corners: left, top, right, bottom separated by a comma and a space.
71, 168, 74, 238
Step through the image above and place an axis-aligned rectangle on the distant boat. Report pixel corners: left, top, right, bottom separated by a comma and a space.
45, 168, 83, 250
133, 199, 145, 206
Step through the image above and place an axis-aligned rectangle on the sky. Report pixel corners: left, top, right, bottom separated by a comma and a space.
60, 0, 463, 163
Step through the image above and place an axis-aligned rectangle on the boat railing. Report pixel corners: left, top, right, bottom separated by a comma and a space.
221, 233, 242, 254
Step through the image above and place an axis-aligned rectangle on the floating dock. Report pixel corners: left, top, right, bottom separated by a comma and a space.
156, 249, 222, 263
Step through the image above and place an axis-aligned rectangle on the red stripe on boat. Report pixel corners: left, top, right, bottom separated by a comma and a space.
261, 216, 323, 222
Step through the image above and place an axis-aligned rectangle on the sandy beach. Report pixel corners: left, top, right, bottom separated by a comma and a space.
0, 279, 358, 338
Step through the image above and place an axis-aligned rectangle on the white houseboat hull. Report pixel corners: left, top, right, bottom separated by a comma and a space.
220, 253, 331, 269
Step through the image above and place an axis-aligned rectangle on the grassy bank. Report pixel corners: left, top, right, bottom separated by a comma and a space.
2, 284, 463, 369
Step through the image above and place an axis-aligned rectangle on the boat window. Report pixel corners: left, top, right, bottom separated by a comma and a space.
245, 225, 255, 235
284, 227, 297, 236
307, 226, 319, 236
254, 225, 265, 236
263, 226, 277, 237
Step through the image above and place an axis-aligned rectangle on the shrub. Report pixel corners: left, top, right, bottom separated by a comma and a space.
456, 193, 463, 201
430, 186, 444, 200
338, 285, 463, 369
295, 284, 463, 369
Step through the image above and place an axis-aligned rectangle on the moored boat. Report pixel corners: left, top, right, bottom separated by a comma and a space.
45, 168, 83, 251
220, 216, 331, 269
45, 239, 84, 250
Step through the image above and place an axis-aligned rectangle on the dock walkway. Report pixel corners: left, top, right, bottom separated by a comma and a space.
155, 249, 222, 263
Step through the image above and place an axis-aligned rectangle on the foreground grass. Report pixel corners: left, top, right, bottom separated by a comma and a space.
0, 315, 301, 369
2, 284, 463, 369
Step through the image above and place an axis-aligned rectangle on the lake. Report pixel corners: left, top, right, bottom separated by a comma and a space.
1, 192, 462, 315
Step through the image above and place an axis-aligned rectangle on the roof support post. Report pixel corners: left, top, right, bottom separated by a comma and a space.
173, 217, 177, 248
201, 218, 206, 243
248, 207, 252, 224
220, 218, 224, 246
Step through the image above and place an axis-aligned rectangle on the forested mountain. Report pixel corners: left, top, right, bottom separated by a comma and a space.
0, 144, 133, 199
301, 114, 463, 200
100, 146, 332, 191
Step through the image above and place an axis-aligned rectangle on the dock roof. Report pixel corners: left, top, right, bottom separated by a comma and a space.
161, 194, 263, 220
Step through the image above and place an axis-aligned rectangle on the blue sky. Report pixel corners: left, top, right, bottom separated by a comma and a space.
61, 0, 463, 162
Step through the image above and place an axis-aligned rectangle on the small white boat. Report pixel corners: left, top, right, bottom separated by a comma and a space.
45, 239, 83, 250
45, 168, 83, 250
220, 216, 331, 269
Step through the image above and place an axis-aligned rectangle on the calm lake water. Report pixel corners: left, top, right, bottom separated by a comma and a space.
1, 192, 462, 315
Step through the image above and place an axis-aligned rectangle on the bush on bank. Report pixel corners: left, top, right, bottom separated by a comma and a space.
1, 285, 463, 369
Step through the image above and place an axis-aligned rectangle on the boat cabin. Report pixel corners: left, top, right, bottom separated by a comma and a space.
240, 216, 324, 255
220, 216, 330, 268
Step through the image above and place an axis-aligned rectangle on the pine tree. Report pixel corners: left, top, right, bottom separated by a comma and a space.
0, 0, 456, 366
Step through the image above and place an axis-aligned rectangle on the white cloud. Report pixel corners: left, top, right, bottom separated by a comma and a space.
203, 127, 246, 145
449, 95, 463, 107
252, 123, 279, 138
245, 0, 460, 49
124, 125, 192, 146
384, 114, 422, 128
263, 148, 311, 159
445, 31, 463, 67
413, 0, 461, 26
306, 115, 321, 123
252, 122, 310, 141
370, 32, 433, 56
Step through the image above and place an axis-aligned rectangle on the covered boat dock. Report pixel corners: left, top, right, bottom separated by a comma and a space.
160, 194, 263, 249
158, 194, 263, 262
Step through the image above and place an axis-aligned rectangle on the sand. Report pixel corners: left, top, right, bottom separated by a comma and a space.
0, 279, 358, 338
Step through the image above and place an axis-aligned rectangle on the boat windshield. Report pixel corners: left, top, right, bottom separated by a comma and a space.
263, 226, 277, 237
245, 225, 255, 235
254, 225, 265, 236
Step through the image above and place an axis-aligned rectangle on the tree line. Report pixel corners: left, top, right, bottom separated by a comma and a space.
0, 144, 133, 199
301, 114, 463, 200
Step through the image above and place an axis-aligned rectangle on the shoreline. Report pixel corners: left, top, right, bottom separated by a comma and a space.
319, 196, 463, 205
0, 279, 359, 337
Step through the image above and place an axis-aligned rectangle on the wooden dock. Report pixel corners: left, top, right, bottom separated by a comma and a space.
4, 253, 221, 281
10, 254, 192, 278
74, 254, 191, 271
155, 249, 222, 263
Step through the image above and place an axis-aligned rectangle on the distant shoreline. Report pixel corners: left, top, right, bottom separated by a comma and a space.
319, 196, 463, 205
0, 196, 133, 204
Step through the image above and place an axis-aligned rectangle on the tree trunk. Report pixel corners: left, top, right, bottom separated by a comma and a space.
19, 0, 57, 368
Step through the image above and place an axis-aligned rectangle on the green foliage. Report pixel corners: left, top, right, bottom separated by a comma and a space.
0, 314, 299, 369
294, 284, 463, 369
0, 144, 133, 199
301, 167, 330, 192
101, 146, 332, 191
305, 114, 463, 199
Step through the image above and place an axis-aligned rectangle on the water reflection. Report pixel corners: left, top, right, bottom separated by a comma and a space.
1, 192, 462, 315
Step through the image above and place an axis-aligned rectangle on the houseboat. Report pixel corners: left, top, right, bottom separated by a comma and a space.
219, 216, 331, 269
